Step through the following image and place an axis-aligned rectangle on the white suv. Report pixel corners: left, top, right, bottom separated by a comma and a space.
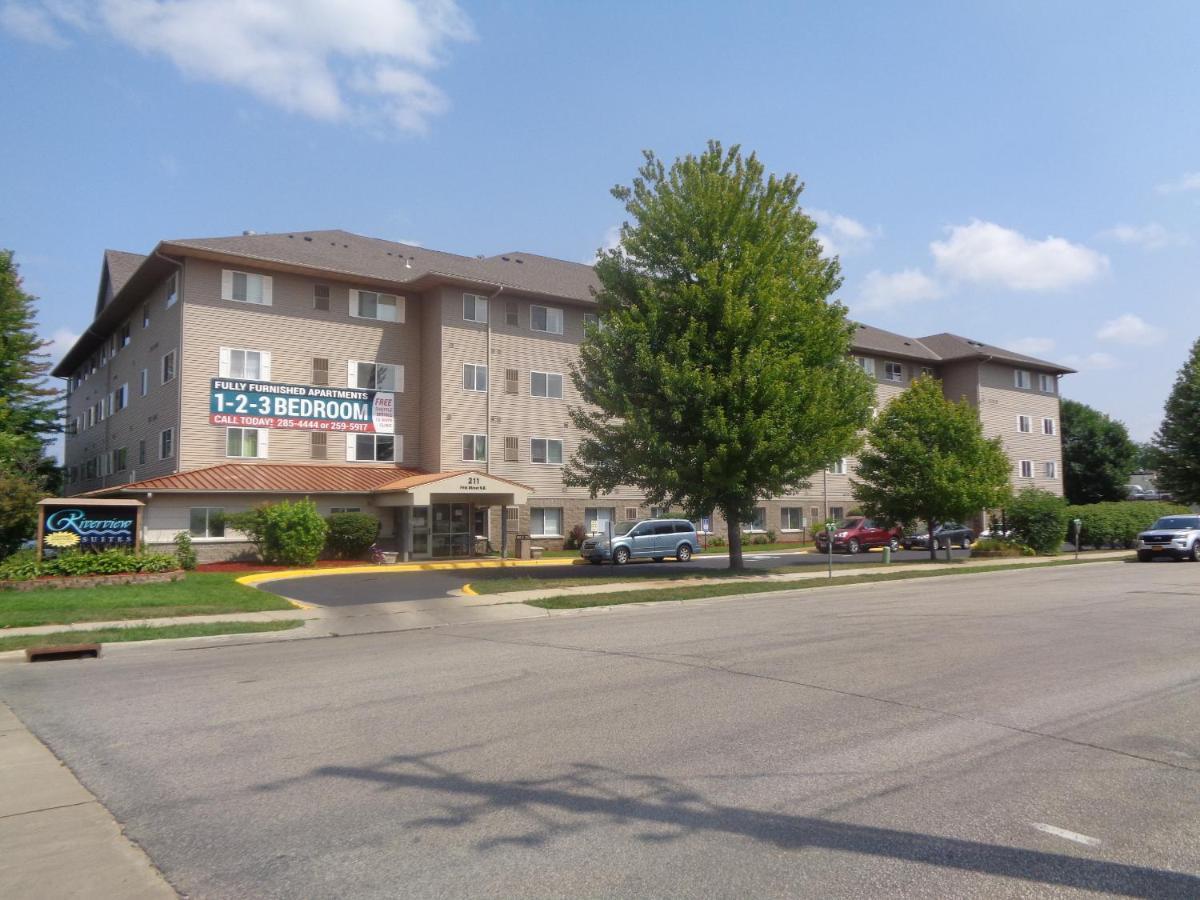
1136, 514, 1200, 562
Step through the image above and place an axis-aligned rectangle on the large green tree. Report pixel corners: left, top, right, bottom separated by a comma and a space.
567, 142, 875, 569
1152, 337, 1200, 504
0, 250, 61, 556
1059, 398, 1137, 505
852, 376, 1012, 560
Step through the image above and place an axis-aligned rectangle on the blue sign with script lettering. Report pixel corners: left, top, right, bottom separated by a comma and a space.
42, 505, 139, 550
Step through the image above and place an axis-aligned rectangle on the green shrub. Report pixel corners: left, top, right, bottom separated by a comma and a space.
324, 512, 380, 559
563, 524, 588, 551
230, 500, 327, 566
1006, 488, 1069, 555
1064, 500, 1190, 549
765, 529, 777, 543
225, 508, 267, 555
0, 549, 41, 581
971, 537, 1024, 557
0, 548, 178, 582
174, 531, 198, 570
709, 535, 727, 547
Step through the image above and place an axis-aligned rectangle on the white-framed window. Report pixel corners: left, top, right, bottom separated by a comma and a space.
530, 304, 564, 335
117, 322, 131, 349
583, 312, 599, 330
313, 284, 330, 311
113, 383, 128, 412
226, 427, 267, 458
142, 304, 151, 328
165, 272, 178, 308
530, 371, 563, 399
781, 507, 804, 531
828, 458, 848, 475
1042, 417, 1056, 436
462, 433, 487, 462
140, 368, 149, 397
1019, 459, 1033, 478
1014, 369, 1032, 389
1017, 415, 1032, 433
530, 437, 563, 464
162, 350, 176, 384
348, 360, 402, 392
743, 507, 768, 532
138, 440, 146, 466
855, 356, 876, 377
219, 347, 271, 381
87, 405, 96, 428
583, 507, 615, 534
463, 363, 488, 392
1044, 461, 1058, 478
530, 507, 563, 537
920, 366, 935, 378
463, 293, 488, 323
347, 433, 399, 462
221, 270, 271, 305
350, 288, 402, 322
505, 301, 519, 327
1038, 373, 1055, 393
189, 507, 224, 539
160, 428, 175, 460
884, 361, 904, 382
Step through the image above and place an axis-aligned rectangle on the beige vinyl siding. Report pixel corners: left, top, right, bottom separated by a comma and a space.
418, 291, 443, 471
64, 267, 184, 494
975, 362, 1063, 496
142, 492, 387, 543
179, 259, 423, 469
938, 361, 980, 406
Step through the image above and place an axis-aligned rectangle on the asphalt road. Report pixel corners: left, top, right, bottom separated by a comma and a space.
267, 546, 974, 607
3, 562, 1199, 898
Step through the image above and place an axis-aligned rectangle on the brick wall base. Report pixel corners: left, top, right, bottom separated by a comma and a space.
1, 570, 185, 591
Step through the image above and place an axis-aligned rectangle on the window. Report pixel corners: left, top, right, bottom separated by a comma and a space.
810, 506, 820, 526
530, 305, 564, 335
350, 289, 402, 322
505, 301, 519, 327
220, 347, 268, 380
142, 304, 150, 328
113, 447, 127, 473
781, 508, 804, 531
312, 357, 329, 385
1019, 459, 1033, 478
463, 293, 488, 323
583, 507, 614, 534
530, 507, 563, 537
330, 507, 362, 515
829, 506, 844, 522
226, 427, 265, 458
165, 273, 178, 308
1014, 369, 1032, 389
884, 361, 904, 382
1038, 373, 1056, 393
162, 350, 176, 384
530, 371, 563, 399
504, 368, 518, 394
138, 440, 146, 466
530, 437, 563, 464
114, 383, 128, 412
624, 507, 639, 521
462, 433, 487, 462
222, 270, 270, 305
349, 433, 397, 462
1017, 415, 1032, 433
855, 356, 876, 376
310, 432, 327, 459
920, 366, 935, 379
463, 363, 488, 392
504, 435, 518, 461
189, 507, 225, 539
1044, 461, 1058, 478
350, 361, 401, 392
160, 428, 175, 460
117, 323, 131, 349
828, 458, 847, 475
1042, 417, 1056, 436
744, 507, 767, 532
87, 406, 96, 428
583, 312, 599, 330
140, 368, 149, 397
313, 284, 330, 311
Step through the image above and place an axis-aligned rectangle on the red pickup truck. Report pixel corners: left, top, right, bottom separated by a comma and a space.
814, 516, 902, 554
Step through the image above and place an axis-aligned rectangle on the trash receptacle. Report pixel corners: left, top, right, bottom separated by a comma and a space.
516, 534, 532, 560
881, 546, 891, 564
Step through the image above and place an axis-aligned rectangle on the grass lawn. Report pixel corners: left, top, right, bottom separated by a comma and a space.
0, 571, 296, 629
524, 557, 1116, 609
0, 620, 304, 653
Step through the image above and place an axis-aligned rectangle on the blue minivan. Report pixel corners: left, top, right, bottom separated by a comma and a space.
580, 518, 699, 565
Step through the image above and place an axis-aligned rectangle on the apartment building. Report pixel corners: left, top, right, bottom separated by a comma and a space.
54, 229, 1072, 560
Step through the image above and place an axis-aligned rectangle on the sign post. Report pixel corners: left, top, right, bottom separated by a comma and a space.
1073, 517, 1082, 559
825, 520, 836, 579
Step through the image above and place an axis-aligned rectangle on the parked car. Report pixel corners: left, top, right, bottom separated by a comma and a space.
580, 518, 698, 565
903, 522, 975, 551
1136, 514, 1200, 561
814, 517, 901, 554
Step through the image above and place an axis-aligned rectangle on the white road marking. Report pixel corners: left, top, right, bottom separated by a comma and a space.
1031, 822, 1102, 846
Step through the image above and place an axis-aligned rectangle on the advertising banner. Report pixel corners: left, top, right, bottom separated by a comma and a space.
209, 378, 394, 434
41, 504, 140, 551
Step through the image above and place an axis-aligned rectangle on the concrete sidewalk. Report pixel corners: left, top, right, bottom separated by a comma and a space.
0, 701, 176, 898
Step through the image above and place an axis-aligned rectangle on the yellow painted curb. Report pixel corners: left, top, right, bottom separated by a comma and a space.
461, 584, 478, 596
235, 556, 585, 587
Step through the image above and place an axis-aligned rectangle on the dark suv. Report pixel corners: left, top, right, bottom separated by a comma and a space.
815, 517, 902, 554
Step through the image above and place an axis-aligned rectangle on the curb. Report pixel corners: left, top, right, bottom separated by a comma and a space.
236, 556, 589, 587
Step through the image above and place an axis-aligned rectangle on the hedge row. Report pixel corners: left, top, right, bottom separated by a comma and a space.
0, 548, 179, 582
1064, 501, 1191, 549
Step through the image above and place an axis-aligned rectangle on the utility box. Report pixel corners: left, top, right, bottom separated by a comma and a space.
516, 534, 533, 560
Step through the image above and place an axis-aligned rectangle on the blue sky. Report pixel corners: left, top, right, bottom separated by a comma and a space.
2, 0, 1197, 441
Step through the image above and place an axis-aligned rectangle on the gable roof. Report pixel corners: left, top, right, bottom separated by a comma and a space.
95, 250, 147, 316
849, 323, 940, 362
918, 333, 1076, 374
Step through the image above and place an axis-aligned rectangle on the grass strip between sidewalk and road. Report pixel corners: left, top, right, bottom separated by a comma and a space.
524, 557, 1122, 609
0, 572, 297, 629
0, 619, 304, 653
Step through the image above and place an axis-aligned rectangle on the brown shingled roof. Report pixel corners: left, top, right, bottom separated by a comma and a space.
84, 463, 427, 496
918, 333, 1076, 374
105, 250, 147, 295
849, 323, 940, 362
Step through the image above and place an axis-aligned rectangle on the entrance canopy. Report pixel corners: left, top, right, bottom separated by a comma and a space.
373, 470, 533, 507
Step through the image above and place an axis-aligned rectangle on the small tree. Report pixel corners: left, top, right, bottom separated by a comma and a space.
852, 377, 1012, 560
1006, 488, 1069, 555
567, 142, 875, 570
173, 531, 198, 570
1060, 398, 1137, 505
325, 512, 379, 559
227, 500, 327, 565
1152, 337, 1200, 504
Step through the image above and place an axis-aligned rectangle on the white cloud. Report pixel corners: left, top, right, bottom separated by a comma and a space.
1, 0, 475, 134
1099, 222, 1186, 250
1095, 313, 1166, 347
809, 209, 877, 258
1061, 352, 1121, 371
583, 225, 622, 264
856, 268, 943, 311
930, 219, 1109, 291
1156, 172, 1200, 194
1003, 337, 1056, 357
44, 327, 80, 364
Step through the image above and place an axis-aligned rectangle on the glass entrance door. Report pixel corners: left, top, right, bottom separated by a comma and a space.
432, 502, 471, 557
411, 506, 430, 557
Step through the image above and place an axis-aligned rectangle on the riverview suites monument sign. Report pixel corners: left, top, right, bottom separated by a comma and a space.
36, 498, 145, 559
